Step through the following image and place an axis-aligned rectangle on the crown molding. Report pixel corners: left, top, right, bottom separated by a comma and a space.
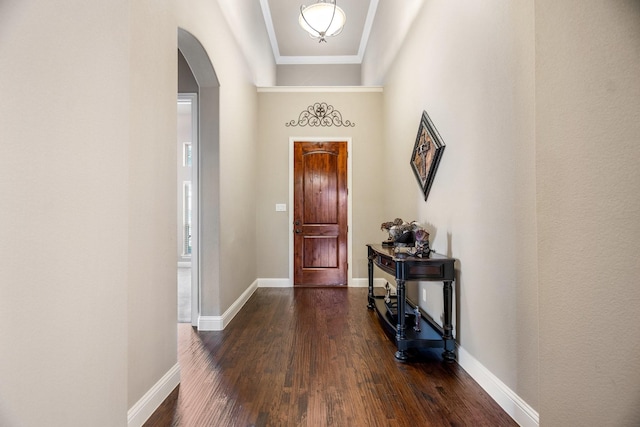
257, 86, 383, 93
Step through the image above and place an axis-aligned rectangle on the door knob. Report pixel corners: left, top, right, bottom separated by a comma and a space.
295, 229, 301, 233
295, 220, 300, 225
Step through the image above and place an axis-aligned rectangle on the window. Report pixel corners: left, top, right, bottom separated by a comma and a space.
183, 142, 192, 167
183, 181, 192, 256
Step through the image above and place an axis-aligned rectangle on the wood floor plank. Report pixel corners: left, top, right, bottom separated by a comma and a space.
144, 287, 517, 427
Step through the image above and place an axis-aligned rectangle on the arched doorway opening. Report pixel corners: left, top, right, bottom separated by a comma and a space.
177, 28, 220, 328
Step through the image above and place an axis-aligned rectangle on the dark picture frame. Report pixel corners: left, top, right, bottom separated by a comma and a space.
410, 110, 446, 201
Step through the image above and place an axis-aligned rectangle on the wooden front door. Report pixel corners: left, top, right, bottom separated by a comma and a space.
294, 141, 348, 286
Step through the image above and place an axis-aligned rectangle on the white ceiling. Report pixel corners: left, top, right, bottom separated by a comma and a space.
216, 0, 425, 85
259, 0, 379, 65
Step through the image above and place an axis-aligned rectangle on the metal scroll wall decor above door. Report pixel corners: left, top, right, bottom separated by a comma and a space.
286, 102, 355, 127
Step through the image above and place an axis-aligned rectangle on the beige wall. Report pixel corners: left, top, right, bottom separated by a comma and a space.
536, 1, 640, 425
0, 0, 263, 424
127, 0, 178, 410
277, 64, 362, 86
256, 90, 384, 280
378, 0, 539, 411
361, 0, 424, 86
0, 1, 131, 425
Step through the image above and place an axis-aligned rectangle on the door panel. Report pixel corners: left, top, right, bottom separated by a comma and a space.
303, 236, 338, 268
294, 141, 347, 286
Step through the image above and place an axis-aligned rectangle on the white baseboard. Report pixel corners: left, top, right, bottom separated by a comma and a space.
197, 315, 223, 331
127, 363, 180, 427
198, 280, 258, 331
258, 278, 291, 287
457, 345, 539, 427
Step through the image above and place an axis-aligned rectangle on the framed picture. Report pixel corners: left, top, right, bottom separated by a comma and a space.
410, 110, 445, 201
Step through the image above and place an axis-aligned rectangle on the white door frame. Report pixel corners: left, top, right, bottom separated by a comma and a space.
178, 93, 199, 326
288, 137, 353, 286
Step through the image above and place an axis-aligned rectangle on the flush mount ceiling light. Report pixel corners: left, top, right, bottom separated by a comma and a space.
299, 0, 346, 43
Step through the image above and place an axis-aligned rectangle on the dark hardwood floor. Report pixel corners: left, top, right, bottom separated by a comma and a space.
144, 287, 517, 427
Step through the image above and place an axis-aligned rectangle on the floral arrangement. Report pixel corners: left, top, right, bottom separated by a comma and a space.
414, 229, 429, 246
380, 218, 427, 244
381, 218, 431, 257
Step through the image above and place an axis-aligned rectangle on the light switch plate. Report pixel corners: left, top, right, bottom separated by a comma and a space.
275, 203, 287, 212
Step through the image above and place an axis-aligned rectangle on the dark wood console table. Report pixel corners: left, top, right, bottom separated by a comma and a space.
367, 244, 456, 362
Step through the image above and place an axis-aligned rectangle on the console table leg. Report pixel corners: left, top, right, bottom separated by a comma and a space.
367, 250, 375, 310
395, 278, 406, 346
394, 277, 409, 361
442, 280, 456, 362
394, 350, 409, 361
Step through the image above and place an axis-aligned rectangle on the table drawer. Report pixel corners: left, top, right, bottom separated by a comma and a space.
375, 255, 396, 274
407, 263, 445, 279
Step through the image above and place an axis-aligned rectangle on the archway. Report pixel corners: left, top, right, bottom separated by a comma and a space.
177, 28, 220, 328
